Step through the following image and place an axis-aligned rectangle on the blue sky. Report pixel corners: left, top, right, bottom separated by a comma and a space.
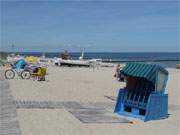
1, 0, 179, 52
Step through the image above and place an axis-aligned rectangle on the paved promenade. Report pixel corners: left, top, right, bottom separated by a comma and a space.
0, 70, 21, 135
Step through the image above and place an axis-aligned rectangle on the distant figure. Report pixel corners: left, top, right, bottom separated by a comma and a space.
114, 64, 125, 81
61, 49, 70, 60
114, 64, 120, 78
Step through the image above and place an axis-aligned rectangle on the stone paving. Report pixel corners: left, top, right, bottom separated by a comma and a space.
0, 70, 21, 135
13, 100, 132, 123
13, 100, 114, 110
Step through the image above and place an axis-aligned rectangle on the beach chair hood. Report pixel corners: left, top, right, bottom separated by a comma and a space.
121, 63, 169, 92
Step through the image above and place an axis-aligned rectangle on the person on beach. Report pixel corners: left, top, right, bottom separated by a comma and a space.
114, 64, 120, 79
114, 64, 125, 81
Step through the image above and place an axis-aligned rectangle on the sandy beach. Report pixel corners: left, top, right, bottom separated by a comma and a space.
2, 66, 179, 135
1, 1, 179, 135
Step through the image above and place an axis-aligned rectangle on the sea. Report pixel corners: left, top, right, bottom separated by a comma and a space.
17, 52, 180, 68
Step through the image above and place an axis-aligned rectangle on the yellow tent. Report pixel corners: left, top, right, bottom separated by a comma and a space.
25, 56, 38, 62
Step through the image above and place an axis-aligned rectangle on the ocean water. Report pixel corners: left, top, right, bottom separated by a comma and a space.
18, 52, 180, 68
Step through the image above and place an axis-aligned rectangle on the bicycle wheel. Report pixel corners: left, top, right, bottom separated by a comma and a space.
21, 70, 31, 79
5, 69, 15, 79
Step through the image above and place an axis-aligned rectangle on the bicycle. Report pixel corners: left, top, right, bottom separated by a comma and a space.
5, 64, 31, 79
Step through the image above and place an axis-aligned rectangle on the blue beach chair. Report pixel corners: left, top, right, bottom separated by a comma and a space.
114, 63, 169, 121
14, 59, 27, 69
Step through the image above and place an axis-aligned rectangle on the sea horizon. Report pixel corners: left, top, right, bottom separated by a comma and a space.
5, 51, 179, 68
5, 51, 180, 53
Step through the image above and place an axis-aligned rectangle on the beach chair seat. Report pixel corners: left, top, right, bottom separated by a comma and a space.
31, 67, 47, 81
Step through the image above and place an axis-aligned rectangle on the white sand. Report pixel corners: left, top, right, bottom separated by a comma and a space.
8, 66, 180, 135
9, 66, 122, 102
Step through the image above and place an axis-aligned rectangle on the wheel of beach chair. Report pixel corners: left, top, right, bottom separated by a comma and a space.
5, 69, 15, 79
21, 70, 31, 79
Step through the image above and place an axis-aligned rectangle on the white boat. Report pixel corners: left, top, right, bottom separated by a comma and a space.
58, 58, 90, 67
53, 51, 102, 67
